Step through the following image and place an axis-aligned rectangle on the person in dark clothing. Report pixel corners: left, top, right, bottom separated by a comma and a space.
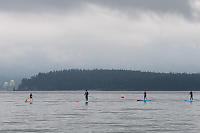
30, 93, 33, 100
144, 90, 147, 100
190, 91, 193, 100
84, 90, 89, 101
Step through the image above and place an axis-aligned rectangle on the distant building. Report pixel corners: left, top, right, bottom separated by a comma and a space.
9, 80, 15, 87
2, 80, 15, 91
3, 82, 9, 90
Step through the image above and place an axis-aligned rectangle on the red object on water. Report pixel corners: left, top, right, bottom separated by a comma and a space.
121, 94, 125, 98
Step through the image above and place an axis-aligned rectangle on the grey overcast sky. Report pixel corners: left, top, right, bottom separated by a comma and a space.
0, 0, 200, 76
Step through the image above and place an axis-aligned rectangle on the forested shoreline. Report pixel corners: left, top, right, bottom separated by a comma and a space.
18, 69, 200, 91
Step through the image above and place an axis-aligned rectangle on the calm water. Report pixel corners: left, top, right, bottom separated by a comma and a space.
0, 91, 199, 133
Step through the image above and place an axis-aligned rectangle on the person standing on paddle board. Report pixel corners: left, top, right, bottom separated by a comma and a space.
190, 91, 193, 100
144, 90, 147, 100
30, 93, 33, 100
84, 90, 89, 101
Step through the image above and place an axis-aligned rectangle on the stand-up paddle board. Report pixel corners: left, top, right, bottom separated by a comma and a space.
75, 100, 95, 103
25, 100, 33, 103
136, 99, 151, 101
184, 100, 195, 102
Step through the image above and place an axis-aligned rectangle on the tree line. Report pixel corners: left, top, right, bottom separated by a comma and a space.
18, 69, 200, 91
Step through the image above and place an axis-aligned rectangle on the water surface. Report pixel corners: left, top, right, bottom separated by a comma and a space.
0, 91, 199, 133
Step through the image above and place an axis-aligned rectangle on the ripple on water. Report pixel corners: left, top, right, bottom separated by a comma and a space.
0, 129, 56, 133
0, 91, 200, 133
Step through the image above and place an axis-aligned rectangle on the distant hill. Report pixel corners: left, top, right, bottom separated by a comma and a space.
18, 69, 200, 91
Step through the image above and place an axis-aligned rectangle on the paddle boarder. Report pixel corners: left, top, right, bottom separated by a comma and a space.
190, 91, 193, 100
144, 90, 147, 100
30, 93, 33, 100
84, 90, 89, 101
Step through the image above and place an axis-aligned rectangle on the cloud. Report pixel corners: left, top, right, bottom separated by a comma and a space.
0, 0, 83, 13
93, 0, 192, 17
0, 0, 200, 76
0, 0, 195, 18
